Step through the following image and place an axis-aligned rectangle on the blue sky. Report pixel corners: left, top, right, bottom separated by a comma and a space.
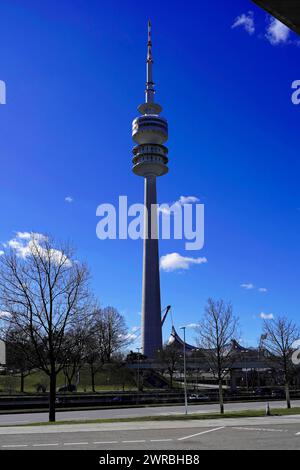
0, 0, 299, 348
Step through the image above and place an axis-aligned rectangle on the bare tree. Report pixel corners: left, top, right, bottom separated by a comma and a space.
62, 322, 90, 389
85, 307, 131, 391
0, 234, 91, 422
197, 298, 239, 414
262, 316, 299, 409
5, 326, 37, 393
156, 344, 181, 389
85, 332, 100, 392
94, 307, 131, 362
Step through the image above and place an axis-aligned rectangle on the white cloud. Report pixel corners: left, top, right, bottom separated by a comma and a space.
265, 17, 290, 45
0, 250, 4, 256
178, 196, 199, 205
231, 11, 255, 35
65, 196, 74, 203
119, 332, 138, 341
260, 312, 274, 320
131, 326, 140, 333
15, 232, 32, 240
160, 252, 207, 272
185, 323, 199, 329
5, 232, 71, 266
0, 310, 11, 318
241, 283, 255, 290
158, 195, 199, 215
258, 287, 268, 293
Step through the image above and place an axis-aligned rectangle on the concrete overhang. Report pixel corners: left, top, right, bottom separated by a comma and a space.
252, 0, 300, 35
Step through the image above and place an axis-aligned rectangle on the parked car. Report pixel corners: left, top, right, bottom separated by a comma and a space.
188, 393, 210, 402
271, 388, 286, 399
57, 384, 77, 393
252, 387, 272, 397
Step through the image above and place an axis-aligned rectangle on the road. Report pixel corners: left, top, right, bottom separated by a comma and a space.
0, 415, 300, 449
0, 399, 299, 425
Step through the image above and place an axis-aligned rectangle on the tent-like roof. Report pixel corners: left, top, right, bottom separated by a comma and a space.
167, 326, 197, 351
167, 327, 258, 354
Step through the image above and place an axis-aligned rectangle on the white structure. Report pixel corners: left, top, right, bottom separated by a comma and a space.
132, 21, 169, 357
0, 340, 6, 365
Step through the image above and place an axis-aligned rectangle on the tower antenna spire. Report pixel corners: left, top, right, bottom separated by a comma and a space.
146, 20, 155, 104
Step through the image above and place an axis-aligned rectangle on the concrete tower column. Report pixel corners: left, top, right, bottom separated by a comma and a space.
141, 174, 162, 357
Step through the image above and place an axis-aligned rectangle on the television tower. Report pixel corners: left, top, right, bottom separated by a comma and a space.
132, 21, 169, 357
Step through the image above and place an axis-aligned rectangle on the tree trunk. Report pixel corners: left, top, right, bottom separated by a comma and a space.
218, 379, 224, 414
285, 382, 291, 409
20, 372, 24, 393
169, 372, 173, 389
67, 372, 73, 388
49, 368, 56, 422
90, 364, 95, 393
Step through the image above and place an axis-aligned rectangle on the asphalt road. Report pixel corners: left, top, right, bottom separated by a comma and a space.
0, 415, 300, 450
0, 399, 299, 425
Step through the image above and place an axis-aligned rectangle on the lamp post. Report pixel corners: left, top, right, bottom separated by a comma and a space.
136, 347, 141, 403
180, 326, 188, 415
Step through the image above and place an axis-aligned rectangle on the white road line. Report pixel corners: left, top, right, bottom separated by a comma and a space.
93, 441, 118, 444
178, 426, 225, 441
63, 442, 89, 446
234, 427, 284, 433
150, 439, 173, 442
295, 432, 300, 435
2, 444, 28, 448
122, 440, 146, 443
32, 443, 59, 447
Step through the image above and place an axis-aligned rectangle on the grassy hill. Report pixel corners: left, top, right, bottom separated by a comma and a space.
0, 364, 137, 394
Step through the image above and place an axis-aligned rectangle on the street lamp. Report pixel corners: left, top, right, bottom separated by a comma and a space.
136, 347, 141, 402
180, 326, 188, 415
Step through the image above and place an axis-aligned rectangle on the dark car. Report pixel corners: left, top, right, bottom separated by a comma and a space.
57, 384, 77, 393
271, 388, 286, 399
253, 387, 272, 397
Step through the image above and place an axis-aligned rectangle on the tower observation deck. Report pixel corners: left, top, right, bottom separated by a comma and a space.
132, 21, 168, 357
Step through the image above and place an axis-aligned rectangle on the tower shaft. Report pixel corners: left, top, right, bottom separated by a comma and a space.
141, 175, 162, 357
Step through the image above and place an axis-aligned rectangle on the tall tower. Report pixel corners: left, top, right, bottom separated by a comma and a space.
132, 21, 169, 358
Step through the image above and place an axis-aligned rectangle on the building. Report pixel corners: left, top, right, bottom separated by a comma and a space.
132, 22, 169, 358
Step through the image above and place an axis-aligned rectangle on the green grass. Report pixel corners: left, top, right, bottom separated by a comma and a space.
0, 365, 137, 393
3, 407, 300, 427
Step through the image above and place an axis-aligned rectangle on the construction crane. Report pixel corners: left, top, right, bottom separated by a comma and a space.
161, 305, 171, 326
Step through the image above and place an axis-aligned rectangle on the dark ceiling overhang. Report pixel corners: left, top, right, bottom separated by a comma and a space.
252, 0, 300, 35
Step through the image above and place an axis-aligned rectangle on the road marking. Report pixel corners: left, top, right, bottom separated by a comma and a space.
295, 432, 300, 435
2, 444, 28, 448
93, 441, 118, 444
234, 427, 285, 433
178, 426, 225, 441
63, 442, 89, 446
150, 439, 173, 442
32, 443, 59, 447
122, 440, 146, 443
